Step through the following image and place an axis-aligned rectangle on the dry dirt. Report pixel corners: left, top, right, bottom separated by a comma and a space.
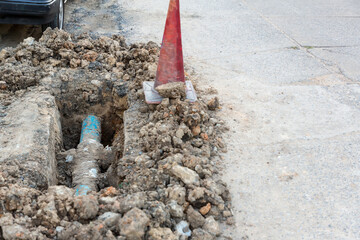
0, 29, 232, 239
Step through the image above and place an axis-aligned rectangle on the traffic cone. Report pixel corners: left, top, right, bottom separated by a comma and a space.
143, 0, 197, 104
155, 0, 184, 88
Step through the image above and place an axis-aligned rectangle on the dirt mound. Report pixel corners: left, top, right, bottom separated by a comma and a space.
0, 29, 232, 239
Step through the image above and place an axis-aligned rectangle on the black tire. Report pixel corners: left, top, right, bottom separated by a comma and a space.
42, 0, 64, 31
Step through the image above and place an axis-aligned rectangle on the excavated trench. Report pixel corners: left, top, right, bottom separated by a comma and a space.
60, 100, 124, 151
54, 79, 128, 190
0, 30, 234, 239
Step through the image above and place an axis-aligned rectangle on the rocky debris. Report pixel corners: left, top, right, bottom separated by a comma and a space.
117, 192, 146, 213
119, 208, 150, 240
35, 195, 61, 228
192, 228, 216, 240
148, 227, 178, 240
0, 29, 231, 239
207, 97, 219, 110
0, 81, 7, 90
0, 91, 62, 190
200, 203, 212, 215
168, 200, 184, 218
166, 185, 186, 205
204, 216, 221, 236
155, 82, 186, 98
175, 221, 192, 238
187, 206, 205, 229
171, 165, 200, 186
98, 212, 121, 231
188, 187, 205, 203
1, 224, 32, 240
74, 195, 99, 220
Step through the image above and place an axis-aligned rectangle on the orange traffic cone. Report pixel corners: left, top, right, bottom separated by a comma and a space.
143, 0, 197, 104
155, 0, 184, 88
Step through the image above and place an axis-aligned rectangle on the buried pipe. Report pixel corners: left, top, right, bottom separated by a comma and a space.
73, 115, 102, 196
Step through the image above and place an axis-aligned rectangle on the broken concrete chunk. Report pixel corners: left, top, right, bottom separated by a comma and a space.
166, 185, 186, 205
186, 206, 205, 229
0, 213, 14, 227
148, 227, 178, 240
47, 185, 74, 198
167, 200, 184, 218
171, 165, 200, 186
74, 195, 99, 220
160, 98, 170, 107
192, 228, 215, 240
119, 207, 150, 240
99, 196, 116, 205
149, 201, 170, 225
117, 192, 146, 213
98, 212, 121, 230
35, 196, 60, 228
187, 187, 205, 203
207, 97, 219, 110
155, 82, 186, 98
0, 91, 62, 189
203, 216, 221, 236
2, 224, 31, 240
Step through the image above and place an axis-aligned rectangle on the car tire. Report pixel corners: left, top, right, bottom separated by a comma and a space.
42, 0, 64, 31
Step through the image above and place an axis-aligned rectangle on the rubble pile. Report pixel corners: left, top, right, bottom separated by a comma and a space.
0, 29, 232, 239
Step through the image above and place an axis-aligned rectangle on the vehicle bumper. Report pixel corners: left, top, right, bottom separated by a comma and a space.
0, 0, 59, 25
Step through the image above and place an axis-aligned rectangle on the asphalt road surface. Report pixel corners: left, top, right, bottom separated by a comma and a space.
1, 0, 359, 239
119, 0, 360, 239
0, 0, 124, 48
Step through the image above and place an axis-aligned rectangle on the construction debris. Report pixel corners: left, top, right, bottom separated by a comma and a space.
0, 29, 231, 239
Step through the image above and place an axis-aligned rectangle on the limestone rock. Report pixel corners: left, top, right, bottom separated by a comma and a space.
166, 186, 186, 205
119, 207, 150, 240
192, 228, 215, 240
171, 165, 200, 186
2, 224, 31, 240
203, 216, 221, 236
188, 187, 205, 203
74, 195, 99, 220
168, 200, 184, 218
148, 227, 178, 240
98, 212, 121, 230
117, 192, 146, 213
186, 206, 205, 229
155, 82, 186, 98
207, 97, 219, 110
35, 196, 60, 228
